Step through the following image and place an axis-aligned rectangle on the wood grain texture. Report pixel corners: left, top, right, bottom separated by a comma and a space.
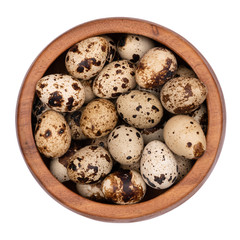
16, 17, 226, 222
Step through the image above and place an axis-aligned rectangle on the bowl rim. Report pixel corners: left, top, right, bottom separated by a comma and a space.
16, 17, 226, 222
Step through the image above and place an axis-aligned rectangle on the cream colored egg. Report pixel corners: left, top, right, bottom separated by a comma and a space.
67, 145, 113, 184
34, 110, 71, 158
117, 34, 155, 63
174, 155, 193, 182
160, 76, 208, 114
101, 169, 146, 204
80, 99, 118, 138
92, 60, 136, 99
116, 90, 163, 129
81, 79, 96, 104
140, 140, 178, 189
136, 47, 177, 88
49, 158, 70, 182
108, 125, 144, 165
163, 115, 206, 159
65, 37, 109, 80
36, 74, 85, 112
174, 65, 197, 78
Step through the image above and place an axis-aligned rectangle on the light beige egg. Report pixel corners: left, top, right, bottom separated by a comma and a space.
117, 34, 155, 63
174, 155, 193, 182
101, 169, 146, 204
67, 145, 113, 184
108, 125, 144, 165
140, 140, 178, 189
80, 99, 118, 138
36, 74, 85, 112
34, 110, 71, 158
50, 158, 70, 182
65, 36, 109, 80
163, 115, 206, 159
81, 79, 96, 104
136, 47, 177, 88
92, 60, 136, 98
116, 90, 163, 129
174, 65, 197, 78
160, 76, 208, 114
76, 181, 105, 202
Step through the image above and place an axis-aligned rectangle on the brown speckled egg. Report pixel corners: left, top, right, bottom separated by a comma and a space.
34, 110, 71, 158
189, 103, 208, 134
116, 90, 163, 129
67, 145, 113, 184
76, 181, 105, 202
136, 47, 177, 88
108, 125, 144, 165
117, 34, 155, 63
65, 36, 109, 80
36, 74, 85, 112
80, 99, 118, 138
160, 77, 208, 114
163, 115, 206, 159
174, 65, 197, 78
102, 35, 117, 64
92, 60, 136, 98
140, 140, 178, 189
66, 108, 88, 140
81, 79, 96, 104
101, 169, 146, 204
174, 155, 193, 182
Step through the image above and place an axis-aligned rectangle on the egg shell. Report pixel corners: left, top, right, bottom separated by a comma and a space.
117, 34, 155, 63
66, 108, 87, 140
163, 115, 206, 159
174, 155, 193, 182
34, 110, 71, 158
90, 135, 109, 150
36, 74, 85, 112
80, 99, 118, 138
140, 140, 178, 189
93, 60, 136, 99
135, 47, 177, 88
102, 35, 117, 64
189, 103, 208, 134
116, 90, 163, 129
174, 65, 197, 78
135, 84, 161, 98
160, 76, 208, 114
65, 36, 109, 80
81, 79, 96, 104
141, 125, 164, 145
76, 181, 105, 202
67, 145, 113, 184
101, 169, 146, 204
108, 125, 144, 165
49, 158, 70, 182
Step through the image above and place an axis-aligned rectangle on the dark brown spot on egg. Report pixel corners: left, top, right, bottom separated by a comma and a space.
184, 83, 193, 99
95, 130, 102, 136
152, 105, 159, 112
193, 142, 205, 158
116, 69, 122, 74
126, 156, 132, 160
39, 83, 47, 89
66, 96, 74, 111
187, 142, 192, 147
72, 83, 80, 91
101, 45, 106, 52
44, 129, 51, 138
121, 83, 127, 88
136, 105, 142, 111
130, 71, 135, 76
118, 37, 126, 47
154, 174, 166, 185
131, 54, 140, 63
48, 91, 63, 107
174, 103, 196, 114
77, 58, 101, 73
111, 92, 121, 98
68, 161, 77, 171
87, 164, 98, 174
115, 63, 121, 68
89, 145, 98, 151
132, 115, 137, 118
161, 94, 170, 104
142, 174, 156, 188
136, 132, 141, 138
69, 45, 79, 53
113, 86, 118, 91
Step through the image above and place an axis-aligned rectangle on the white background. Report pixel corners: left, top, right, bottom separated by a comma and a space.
1, 0, 239, 239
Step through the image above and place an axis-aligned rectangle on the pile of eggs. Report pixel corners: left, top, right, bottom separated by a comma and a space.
32, 34, 208, 205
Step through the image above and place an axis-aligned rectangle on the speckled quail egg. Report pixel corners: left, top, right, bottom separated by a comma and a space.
160, 76, 208, 114
66, 108, 87, 140
67, 145, 113, 184
65, 36, 109, 80
136, 47, 177, 88
76, 181, 105, 202
140, 140, 178, 189
163, 115, 206, 159
174, 155, 193, 182
120, 161, 140, 172
108, 125, 144, 165
116, 90, 163, 129
36, 74, 85, 112
102, 35, 117, 64
141, 125, 164, 145
90, 135, 109, 150
189, 103, 208, 134
34, 110, 71, 158
80, 99, 118, 138
81, 79, 96, 104
117, 34, 155, 63
101, 169, 146, 204
92, 60, 136, 98
174, 65, 197, 78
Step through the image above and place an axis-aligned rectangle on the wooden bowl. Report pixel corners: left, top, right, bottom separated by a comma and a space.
16, 17, 226, 222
